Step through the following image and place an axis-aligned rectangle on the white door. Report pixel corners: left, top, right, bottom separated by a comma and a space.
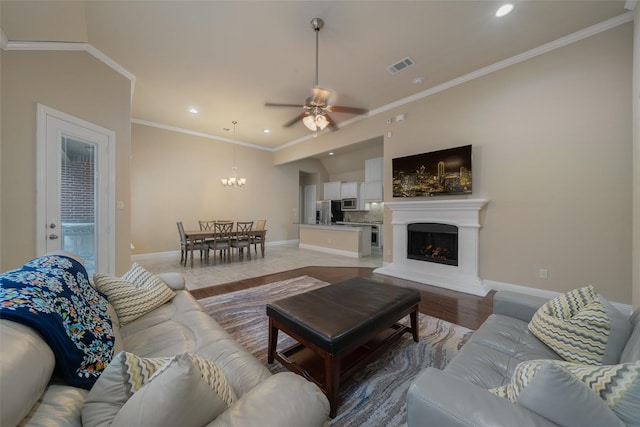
304, 184, 317, 224
37, 104, 116, 275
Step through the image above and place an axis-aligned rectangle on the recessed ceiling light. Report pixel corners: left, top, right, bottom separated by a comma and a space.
412, 77, 425, 85
188, 107, 198, 114
496, 4, 514, 17
263, 128, 271, 134
329, 152, 335, 156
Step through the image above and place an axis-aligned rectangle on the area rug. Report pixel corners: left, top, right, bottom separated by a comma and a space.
197, 276, 473, 427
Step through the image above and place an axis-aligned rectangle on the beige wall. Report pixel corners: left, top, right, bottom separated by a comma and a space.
130, 123, 328, 255
1, 50, 132, 273
277, 24, 634, 304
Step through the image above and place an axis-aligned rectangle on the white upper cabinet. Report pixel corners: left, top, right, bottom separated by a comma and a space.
358, 183, 369, 211
365, 157, 383, 182
341, 182, 359, 199
362, 181, 383, 201
323, 181, 342, 200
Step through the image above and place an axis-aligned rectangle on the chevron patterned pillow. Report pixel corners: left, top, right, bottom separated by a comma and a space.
83, 352, 237, 427
528, 286, 610, 365
122, 262, 167, 291
112, 352, 237, 427
94, 272, 175, 325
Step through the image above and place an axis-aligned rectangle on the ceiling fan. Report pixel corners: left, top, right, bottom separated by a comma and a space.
265, 18, 369, 132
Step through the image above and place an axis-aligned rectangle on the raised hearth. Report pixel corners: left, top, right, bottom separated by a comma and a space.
374, 199, 489, 296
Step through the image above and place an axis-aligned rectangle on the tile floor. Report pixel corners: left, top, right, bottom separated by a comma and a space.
135, 244, 383, 291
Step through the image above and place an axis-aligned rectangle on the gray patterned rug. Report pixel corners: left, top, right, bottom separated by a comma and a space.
197, 276, 473, 427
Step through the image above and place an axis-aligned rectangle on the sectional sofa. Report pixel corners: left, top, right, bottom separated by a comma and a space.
0, 253, 329, 427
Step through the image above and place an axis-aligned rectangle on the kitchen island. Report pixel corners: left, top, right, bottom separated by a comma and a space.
299, 224, 371, 258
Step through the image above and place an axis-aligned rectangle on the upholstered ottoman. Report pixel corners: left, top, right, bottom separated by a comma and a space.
266, 277, 420, 417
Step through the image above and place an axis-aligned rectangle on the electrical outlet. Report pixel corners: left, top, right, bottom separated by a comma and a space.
539, 269, 548, 279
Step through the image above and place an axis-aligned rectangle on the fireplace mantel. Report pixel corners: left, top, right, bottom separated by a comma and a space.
374, 199, 489, 296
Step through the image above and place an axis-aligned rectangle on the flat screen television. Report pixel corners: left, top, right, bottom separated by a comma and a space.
392, 145, 472, 197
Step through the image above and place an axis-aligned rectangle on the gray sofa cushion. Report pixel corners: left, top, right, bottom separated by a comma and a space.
444, 314, 561, 388
599, 295, 632, 364
620, 308, 640, 363
516, 362, 625, 427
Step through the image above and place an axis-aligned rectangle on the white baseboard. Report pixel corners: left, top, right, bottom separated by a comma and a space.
485, 279, 633, 317
298, 244, 364, 258
131, 239, 298, 261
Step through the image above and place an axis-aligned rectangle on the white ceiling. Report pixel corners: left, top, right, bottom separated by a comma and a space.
1, 1, 631, 150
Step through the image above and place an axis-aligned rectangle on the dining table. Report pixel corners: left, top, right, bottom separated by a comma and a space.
184, 228, 267, 267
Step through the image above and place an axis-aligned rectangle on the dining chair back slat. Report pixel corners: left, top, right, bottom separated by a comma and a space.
199, 220, 216, 230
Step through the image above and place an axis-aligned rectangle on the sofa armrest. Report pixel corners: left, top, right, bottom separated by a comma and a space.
407, 368, 558, 427
206, 372, 329, 427
156, 272, 186, 290
493, 291, 549, 322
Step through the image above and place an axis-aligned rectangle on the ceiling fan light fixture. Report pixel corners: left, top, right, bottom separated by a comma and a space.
303, 114, 329, 131
315, 114, 329, 130
303, 114, 317, 131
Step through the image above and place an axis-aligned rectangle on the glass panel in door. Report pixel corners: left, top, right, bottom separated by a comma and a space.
60, 137, 97, 275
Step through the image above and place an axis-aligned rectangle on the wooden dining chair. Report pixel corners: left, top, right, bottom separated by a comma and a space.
252, 219, 266, 255
231, 221, 253, 259
207, 221, 233, 263
198, 220, 216, 230
176, 221, 195, 266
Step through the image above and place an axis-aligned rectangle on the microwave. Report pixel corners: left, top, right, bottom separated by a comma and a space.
341, 198, 357, 210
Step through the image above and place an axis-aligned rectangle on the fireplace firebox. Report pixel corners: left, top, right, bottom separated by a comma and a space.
407, 223, 458, 266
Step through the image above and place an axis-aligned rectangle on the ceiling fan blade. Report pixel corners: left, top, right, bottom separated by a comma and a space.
265, 102, 305, 108
325, 114, 339, 131
283, 112, 308, 128
327, 105, 369, 115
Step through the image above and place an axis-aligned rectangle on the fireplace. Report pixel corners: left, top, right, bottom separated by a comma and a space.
374, 199, 489, 296
407, 223, 458, 266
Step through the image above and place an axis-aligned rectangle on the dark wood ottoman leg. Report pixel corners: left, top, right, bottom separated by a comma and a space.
410, 305, 419, 342
267, 318, 278, 363
325, 353, 341, 418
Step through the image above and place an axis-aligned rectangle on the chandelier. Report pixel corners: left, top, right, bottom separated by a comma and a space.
221, 121, 246, 188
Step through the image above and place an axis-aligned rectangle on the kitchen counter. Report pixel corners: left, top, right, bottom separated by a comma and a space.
299, 224, 371, 257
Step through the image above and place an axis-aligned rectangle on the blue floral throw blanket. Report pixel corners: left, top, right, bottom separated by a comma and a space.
0, 255, 115, 388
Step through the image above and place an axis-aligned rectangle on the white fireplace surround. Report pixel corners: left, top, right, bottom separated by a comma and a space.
374, 199, 489, 296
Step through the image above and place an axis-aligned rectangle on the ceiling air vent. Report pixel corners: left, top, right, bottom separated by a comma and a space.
387, 56, 415, 74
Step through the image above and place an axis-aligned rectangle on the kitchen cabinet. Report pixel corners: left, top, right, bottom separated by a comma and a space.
365, 157, 383, 182
358, 183, 368, 211
323, 181, 341, 200
341, 182, 359, 199
362, 181, 383, 201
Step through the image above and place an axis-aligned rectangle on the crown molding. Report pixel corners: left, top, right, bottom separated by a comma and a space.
2, 39, 136, 103
131, 119, 273, 152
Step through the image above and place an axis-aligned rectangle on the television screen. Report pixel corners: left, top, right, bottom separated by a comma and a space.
392, 145, 472, 197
